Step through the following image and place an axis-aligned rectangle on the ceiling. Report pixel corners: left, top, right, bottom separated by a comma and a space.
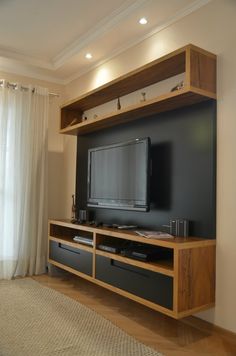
0, 0, 210, 84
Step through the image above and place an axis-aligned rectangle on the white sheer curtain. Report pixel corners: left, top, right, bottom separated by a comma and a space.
0, 82, 49, 279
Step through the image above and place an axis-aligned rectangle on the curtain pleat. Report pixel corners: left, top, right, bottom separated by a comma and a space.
0, 83, 49, 279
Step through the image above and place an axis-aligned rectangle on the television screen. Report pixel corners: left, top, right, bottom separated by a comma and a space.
87, 137, 150, 211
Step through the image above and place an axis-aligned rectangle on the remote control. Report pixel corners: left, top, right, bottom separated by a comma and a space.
117, 225, 137, 230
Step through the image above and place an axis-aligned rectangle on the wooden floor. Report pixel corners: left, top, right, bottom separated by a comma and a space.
33, 272, 236, 356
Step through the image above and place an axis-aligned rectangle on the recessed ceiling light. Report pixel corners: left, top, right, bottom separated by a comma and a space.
139, 17, 147, 25
85, 53, 92, 59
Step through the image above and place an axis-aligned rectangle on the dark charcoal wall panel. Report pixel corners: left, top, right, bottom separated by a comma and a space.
76, 101, 216, 238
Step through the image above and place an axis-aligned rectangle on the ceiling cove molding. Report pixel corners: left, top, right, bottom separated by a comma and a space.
0, 0, 212, 85
65, 0, 212, 84
52, 0, 149, 69
0, 47, 53, 70
0, 63, 66, 85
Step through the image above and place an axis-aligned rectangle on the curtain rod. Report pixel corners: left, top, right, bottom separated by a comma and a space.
0, 80, 59, 97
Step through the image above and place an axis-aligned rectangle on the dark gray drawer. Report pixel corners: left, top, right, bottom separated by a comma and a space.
49, 241, 92, 276
96, 255, 173, 310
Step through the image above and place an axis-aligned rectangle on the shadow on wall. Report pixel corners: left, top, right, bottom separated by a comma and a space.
150, 142, 172, 210
48, 151, 66, 219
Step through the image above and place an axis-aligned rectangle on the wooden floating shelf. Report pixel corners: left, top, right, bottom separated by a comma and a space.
62, 49, 187, 112
60, 87, 216, 136
60, 44, 216, 136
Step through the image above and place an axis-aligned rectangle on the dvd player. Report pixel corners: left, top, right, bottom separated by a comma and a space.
73, 236, 93, 246
121, 245, 171, 262
97, 244, 121, 254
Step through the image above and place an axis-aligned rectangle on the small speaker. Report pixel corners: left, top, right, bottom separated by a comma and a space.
169, 219, 178, 236
178, 219, 189, 237
78, 209, 88, 222
170, 218, 189, 237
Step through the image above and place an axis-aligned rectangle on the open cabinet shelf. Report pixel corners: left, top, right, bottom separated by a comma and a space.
60, 44, 216, 136
95, 248, 174, 277
48, 220, 216, 319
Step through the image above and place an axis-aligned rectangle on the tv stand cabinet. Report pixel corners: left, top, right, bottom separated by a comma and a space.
48, 220, 216, 319
53, 44, 217, 318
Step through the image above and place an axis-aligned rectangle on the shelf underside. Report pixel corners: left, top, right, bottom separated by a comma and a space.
60, 88, 215, 136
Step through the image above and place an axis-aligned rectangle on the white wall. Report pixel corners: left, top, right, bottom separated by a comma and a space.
63, 0, 236, 333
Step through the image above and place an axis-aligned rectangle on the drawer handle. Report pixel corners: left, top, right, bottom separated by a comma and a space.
58, 243, 81, 255
110, 259, 148, 278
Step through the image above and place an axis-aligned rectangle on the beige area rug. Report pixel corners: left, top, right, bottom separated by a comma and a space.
0, 278, 163, 356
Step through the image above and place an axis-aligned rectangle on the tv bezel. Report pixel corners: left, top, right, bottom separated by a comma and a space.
87, 137, 150, 212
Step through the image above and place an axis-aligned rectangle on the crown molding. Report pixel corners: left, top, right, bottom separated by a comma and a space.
0, 62, 66, 85
0, 0, 212, 85
65, 0, 212, 84
52, 0, 149, 69
0, 0, 148, 72
0, 47, 53, 70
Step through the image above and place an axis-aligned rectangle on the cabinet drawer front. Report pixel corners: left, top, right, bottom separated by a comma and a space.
49, 241, 92, 276
96, 255, 173, 310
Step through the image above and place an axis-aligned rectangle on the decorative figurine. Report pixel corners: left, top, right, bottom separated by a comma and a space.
82, 114, 87, 122
68, 118, 79, 126
140, 92, 146, 102
117, 97, 121, 110
171, 80, 184, 92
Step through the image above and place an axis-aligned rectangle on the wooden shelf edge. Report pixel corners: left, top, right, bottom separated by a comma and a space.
60, 45, 188, 110
187, 44, 216, 59
176, 303, 215, 319
60, 88, 216, 136
49, 257, 214, 320
190, 86, 216, 99
49, 219, 96, 233
95, 278, 175, 318
49, 220, 216, 249
61, 44, 216, 111
48, 258, 175, 318
49, 236, 93, 253
95, 249, 174, 277
48, 259, 94, 283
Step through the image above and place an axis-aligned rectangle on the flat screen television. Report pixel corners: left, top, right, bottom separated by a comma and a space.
87, 137, 150, 211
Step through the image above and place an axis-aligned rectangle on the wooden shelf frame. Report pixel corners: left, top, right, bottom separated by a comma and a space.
49, 235, 93, 253
95, 249, 174, 277
48, 219, 216, 319
60, 44, 216, 135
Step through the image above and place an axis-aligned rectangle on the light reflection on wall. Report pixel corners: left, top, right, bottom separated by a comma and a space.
146, 39, 168, 62
92, 67, 111, 89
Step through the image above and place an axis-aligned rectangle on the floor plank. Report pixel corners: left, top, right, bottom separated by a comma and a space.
33, 273, 236, 356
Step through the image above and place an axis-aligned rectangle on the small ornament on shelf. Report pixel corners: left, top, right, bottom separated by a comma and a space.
170, 80, 184, 92
93, 114, 98, 120
140, 92, 146, 102
82, 113, 87, 122
68, 118, 79, 126
117, 97, 121, 110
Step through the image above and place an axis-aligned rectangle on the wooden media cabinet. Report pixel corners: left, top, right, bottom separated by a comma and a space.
48, 220, 216, 319
52, 44, 217, 319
